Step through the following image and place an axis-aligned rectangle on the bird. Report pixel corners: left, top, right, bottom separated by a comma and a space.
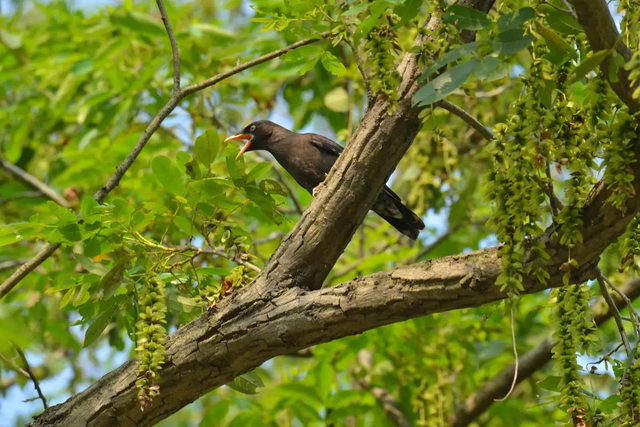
224, 120, 425, 240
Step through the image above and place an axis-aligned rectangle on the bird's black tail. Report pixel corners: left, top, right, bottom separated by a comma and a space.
372, 187, 425, 240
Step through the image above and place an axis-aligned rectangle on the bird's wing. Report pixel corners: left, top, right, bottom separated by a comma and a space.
307, 134, 344, 158
307, 134, 402, 202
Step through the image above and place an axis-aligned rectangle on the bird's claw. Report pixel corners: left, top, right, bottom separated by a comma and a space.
312, 182, 325, 197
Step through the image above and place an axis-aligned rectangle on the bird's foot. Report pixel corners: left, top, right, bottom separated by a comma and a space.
312, 182, 325, 197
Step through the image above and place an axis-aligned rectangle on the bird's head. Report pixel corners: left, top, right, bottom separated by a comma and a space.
224, 120, 276, 160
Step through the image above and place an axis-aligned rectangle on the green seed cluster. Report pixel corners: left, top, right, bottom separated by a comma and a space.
621, 348, 640, 425
621, 214, 640, 273
551, 286, 586, 415
603, 110, 638, 213
135, 277, 167, 411
487, 101, 547, 293
364, 13, 402, 108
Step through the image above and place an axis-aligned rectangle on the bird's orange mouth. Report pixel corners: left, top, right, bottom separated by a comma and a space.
224, 134, 253, 160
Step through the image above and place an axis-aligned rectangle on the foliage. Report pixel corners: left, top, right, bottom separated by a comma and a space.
1, 0, 640, 426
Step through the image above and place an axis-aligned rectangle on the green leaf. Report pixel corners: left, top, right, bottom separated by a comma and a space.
567, 50, 611, 84
314, 362, 333, 400
247, 162, 272, 179
277, 383, 324, 408
110, 11, 166, 36
420, 42, 479, 81
491, 29, 535, 56
46, 280, 78, 294
73, 282, 91, 307
200, 401, 230, 426
74, 253, 109, 276
497, 7, 535, 31
83, 304, 119, 347
395, 0, 422, 25
151, 155, 185, 195
474, 57, 501, 79
191, 23, 234, 39
535, 22, 578, 64
539, 5, 583, 36
194, 130, 220, 170
260, 179, 288, 196
443, 5, 491, 31
81, 197, 101, 224
323, 87, 350, 113
99, 256, 130, 299
226, 371, 264, 394
298, 56, 320, 75
71, 58, 94, 75
173, 216, 194, 234
413, 59, 479, 106
60, 286, 76, 309
353, 0, 390, 44
537, 375, 562, 392
320, 52, 346, 77
598, 394, 621, 412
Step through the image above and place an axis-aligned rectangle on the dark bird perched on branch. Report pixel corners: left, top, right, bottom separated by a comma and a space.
225, 120, 425, 240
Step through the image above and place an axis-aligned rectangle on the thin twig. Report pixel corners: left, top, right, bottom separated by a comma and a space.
545, 161, 562, 216
586, 342, 625, 367
494, 305, 518, 401
14, 346, 48, 409
345, 37, 372, 97
452, 84, 514, 98
532, 174, 564, 212
199, 248, 261, 273
437, 100, 494, 141
180, 33, 329, 97
597, 275, 631, 354
0, 31, 327, 299
0, 352, 30, 378
155, 0, 181, 93
0, 259, 28, 271
601, 274, 640, 336
0, 157, 69, 208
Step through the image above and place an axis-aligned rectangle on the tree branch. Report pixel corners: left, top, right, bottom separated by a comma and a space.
0, 157, 69, 208
449, 278, 640, 427
155, 0, 181, 93
597, 275, 632, 354
437, 100, 494, 141
15, 346, 48, 410
568, 0, 639, 111
0, 33, 328, 300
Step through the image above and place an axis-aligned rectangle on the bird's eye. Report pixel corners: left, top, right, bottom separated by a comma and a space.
249, 125, 256, 132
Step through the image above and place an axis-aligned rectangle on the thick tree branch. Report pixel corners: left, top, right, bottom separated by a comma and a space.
0, 157, 70, 208
0, 34, 327, 300
568, 0, 639, 111
449, 279, 640, 427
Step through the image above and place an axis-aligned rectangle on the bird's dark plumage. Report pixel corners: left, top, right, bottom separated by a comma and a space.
225, 120, 425, 240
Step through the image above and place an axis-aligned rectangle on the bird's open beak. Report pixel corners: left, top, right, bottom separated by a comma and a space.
224, 134, 253, 160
